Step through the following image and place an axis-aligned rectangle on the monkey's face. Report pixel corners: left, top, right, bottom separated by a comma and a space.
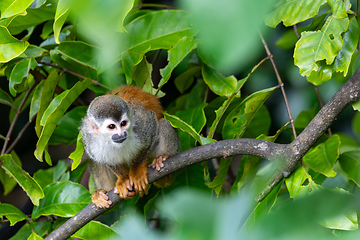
85, 95, 132, 145
99, 116, 130, 144
87, 113, 131, 145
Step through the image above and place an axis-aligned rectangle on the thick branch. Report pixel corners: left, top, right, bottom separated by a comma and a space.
257, 69, 360, 200
45, 69, 360, 240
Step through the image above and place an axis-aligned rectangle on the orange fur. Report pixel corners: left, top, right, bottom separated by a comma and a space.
110, 86, 163, 120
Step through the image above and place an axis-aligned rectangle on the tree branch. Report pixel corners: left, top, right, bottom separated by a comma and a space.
45, 69, 360, 240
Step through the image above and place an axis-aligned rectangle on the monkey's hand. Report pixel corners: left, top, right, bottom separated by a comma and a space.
149, 155, 168, 171
129, 161, 149, 197
114, 177, 135, 199
91, 189, 112, 208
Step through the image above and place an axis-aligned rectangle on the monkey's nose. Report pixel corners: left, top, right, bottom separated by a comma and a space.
112, 132, 127, 143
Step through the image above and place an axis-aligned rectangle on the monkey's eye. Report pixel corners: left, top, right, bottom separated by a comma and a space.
120, 120, 128, 127
107, 124, 116, 129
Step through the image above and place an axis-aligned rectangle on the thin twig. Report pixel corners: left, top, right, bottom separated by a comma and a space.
135, 3, 178, 9
38, 62, 111, 90
5, 114, 37, 155
1, 83, 37, 155
293, 25, 300, 39
260, 34, 297, 138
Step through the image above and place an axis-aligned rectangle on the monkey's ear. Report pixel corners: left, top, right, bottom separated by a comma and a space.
88, 117, 99, 135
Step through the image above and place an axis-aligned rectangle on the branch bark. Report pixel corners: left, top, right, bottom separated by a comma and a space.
45, 69, 360, 240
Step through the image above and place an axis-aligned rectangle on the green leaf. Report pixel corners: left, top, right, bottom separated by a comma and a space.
9, 57, 38, 96
49, 106, 87, 145
174, 66, 200, 94
50, 49, 98, 80
265, 0, 327, 27
0, 26, 29, 63
7, 4, 56, 35
121, 10, 195, 81
69, 133, 85, 171
333, 17, 359, 76
30, 80, 44, 120
327, 0, 348, 19
69, 0, 134, 75
0, 154, 44, 206
159, 36, 197, 88
339, 150, 360, 186
0, 0, 34, 18
0, 151, 20, 195
35, 69, 59, 136
353, 100, 360, 112
222, 87, 276, 139
73, 220, 118, 239
35, 78, 92, 162
32, 181, 91, 219
8, 221, 50, 240
202, 64, 237, 97
0, 87, 15, 109
122, 50, 144, 85
286, 166, 313, 198
57, 41, 99, 70
53, 0, 71, 44
303, 134, 341, 177
208, 158, 232, 194
294, 16, 349, 80
168, 103, 208, 151
0, 203, 28, 226
132, 56, 153, 91
243, 179, 282, 229
125, 10, 195, 53
27, 232, 43, 240
321, 209, 358, 230
182, 0, 273, 72
164, 112, 203, 149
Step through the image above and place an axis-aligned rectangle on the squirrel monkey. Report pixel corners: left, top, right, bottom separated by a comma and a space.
81, 85, 179, 208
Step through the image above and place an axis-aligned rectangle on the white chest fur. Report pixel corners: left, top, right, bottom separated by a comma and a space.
86, 131, 143, 166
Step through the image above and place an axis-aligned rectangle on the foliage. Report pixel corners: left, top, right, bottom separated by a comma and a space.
0, 0, 360, 239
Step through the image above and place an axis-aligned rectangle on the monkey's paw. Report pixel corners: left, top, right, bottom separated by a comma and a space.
129, 171, 148, 197
91, 189, 112, 208
114, 179, 135, 199
149, 155, 168, 171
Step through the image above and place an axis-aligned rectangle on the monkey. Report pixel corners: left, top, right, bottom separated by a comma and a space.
80, 85, 179, 208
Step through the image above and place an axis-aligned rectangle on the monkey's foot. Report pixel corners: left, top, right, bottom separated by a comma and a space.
129, 167, 148, 197
114, 179, 135, 199
91, 189, 112, 208
149, 155, 168, 171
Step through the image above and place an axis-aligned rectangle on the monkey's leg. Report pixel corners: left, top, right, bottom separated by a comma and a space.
113, 164, 135, 199
129, 159, 149, 197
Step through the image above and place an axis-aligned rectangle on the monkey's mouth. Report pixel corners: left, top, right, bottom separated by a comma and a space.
112, 133, 127, 143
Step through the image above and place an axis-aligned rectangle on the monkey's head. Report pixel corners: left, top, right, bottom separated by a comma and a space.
86, 95, 131, 144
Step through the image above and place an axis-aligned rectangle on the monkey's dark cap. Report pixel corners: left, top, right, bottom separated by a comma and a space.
88, 95, 129, 121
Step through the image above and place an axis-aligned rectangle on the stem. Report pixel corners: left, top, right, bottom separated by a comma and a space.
5, 114, 37, 154
260, 34, 297, 138
1, 83, 37, 155
293, 25, 300, 39
38, 62, 111, 90
135, 3, 177, 9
